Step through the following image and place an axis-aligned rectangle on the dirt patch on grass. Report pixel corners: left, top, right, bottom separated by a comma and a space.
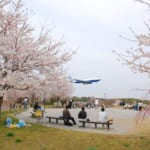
130, 118, 150, 135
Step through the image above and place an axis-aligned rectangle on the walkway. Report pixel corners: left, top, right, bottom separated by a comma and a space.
15, 107, 138, 135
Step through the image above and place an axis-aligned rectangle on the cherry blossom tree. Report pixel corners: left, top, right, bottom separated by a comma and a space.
0, 0, 74, 121
25, 71, 74, 106
135, 0, 150, 6
114, 0, 150, 121
114, 0, 150, 77
50, 74, 74, 102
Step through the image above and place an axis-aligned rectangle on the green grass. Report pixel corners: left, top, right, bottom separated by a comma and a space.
0, 110, 150, 150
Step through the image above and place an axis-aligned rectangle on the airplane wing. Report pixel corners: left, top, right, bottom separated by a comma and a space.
84, 79, 101, 84
89, 79, 101, 83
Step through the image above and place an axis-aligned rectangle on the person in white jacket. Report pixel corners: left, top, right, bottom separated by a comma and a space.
98, 107, 107, 123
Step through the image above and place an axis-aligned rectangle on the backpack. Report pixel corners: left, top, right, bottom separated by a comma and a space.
6, 117, 12, 127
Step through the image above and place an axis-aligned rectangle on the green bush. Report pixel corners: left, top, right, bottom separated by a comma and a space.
15, 138, 22, 143
6, 132, 14, 137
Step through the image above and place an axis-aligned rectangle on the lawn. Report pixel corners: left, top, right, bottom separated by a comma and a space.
0, 110, 150, 150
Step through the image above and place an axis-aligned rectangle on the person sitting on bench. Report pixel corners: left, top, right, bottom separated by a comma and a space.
78, 107, 87, 121
63, 106, 76, 126
33, 102, 41, 112
98, 107, 113, 123
98, 107, 107, 122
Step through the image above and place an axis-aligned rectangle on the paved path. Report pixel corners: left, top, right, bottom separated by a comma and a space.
15, 107, 138, 135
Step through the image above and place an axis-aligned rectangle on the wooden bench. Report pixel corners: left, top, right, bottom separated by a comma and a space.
79, 120, 113, 129
46, 116, 66, 124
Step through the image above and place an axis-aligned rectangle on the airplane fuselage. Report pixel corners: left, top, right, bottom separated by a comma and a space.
71, 77, 101, 84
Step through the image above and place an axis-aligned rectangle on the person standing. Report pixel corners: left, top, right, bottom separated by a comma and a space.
68, 99, 73, 109
95, 99, 99, 109
23, 97, 28, 111
138, 100, 143, 111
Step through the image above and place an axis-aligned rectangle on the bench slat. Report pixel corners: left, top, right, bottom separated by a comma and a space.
46, 116, 65, 124
79, 120, 112, 129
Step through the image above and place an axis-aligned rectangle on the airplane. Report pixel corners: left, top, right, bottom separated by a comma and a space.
68, 76, 101, 84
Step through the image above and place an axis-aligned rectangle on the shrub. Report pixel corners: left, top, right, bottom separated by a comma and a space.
6, 132, 14, 137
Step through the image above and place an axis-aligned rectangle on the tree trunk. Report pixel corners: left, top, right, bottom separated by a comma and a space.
0, 96, 3, 123
31, 94, 35, 107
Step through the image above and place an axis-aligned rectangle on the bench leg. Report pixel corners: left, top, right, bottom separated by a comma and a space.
56, 119, 58, 124
64, 120, 66, 125
36, 117, 42, 124
107, 123, 110, 129
82, 122, 85, 127
95, 123, 97, 128
49, 118, 51, 123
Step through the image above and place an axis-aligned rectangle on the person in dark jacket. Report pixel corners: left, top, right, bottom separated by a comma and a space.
78, 107, 87, 120
63, 106, 76, 125
33, 102, 41, 112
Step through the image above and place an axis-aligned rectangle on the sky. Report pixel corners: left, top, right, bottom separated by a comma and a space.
22, 0, 150, 99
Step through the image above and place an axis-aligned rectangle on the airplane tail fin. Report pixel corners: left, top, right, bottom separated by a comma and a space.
68, 76, 73, 81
